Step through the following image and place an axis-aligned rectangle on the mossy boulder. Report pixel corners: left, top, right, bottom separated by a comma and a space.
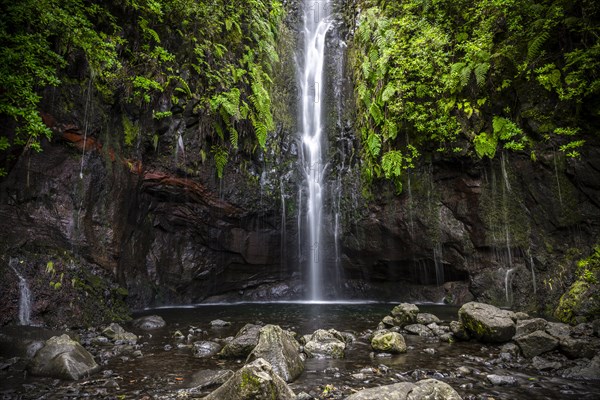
391, 303, 420, 327
345, 378, 462, 400
458, 302, 515, 343
371, 331, 407, 353
202, 358, 295, 400
554, 280, 600, 324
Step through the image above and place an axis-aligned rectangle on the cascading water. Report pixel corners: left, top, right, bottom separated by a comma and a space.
298, 0, 332, 300
9, 258, 32, 325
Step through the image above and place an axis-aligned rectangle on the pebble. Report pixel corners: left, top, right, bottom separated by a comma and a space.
423, 348, 436, 355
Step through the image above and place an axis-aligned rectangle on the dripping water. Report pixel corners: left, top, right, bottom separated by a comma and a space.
9, 258, 32, 326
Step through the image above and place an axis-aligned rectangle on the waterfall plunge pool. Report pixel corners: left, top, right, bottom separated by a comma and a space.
0, 302, 598, 399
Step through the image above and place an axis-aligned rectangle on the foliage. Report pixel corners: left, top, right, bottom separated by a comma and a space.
0, 0, 284, 178
352, 0, 600, 186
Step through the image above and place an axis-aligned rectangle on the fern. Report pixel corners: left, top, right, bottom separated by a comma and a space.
528, 31, 550, 61
366, 132, 382, 157
474, 62, 489, 87
473, 132, 497, 158
211, 145, 229, 179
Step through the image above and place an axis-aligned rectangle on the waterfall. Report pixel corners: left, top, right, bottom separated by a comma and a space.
9, 258, 32, 325
298, 0, 332, 300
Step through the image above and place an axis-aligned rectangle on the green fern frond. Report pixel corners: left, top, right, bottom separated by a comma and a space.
528, 31, 550, 61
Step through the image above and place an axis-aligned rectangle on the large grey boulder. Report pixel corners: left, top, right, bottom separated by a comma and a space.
458, 302, 515, 343
219, 324, 262, 358
391, 303, 420, 327
132, 315, 166, 330
371, 331, 407, 354
559, 336, 598, 359
345, 379, 462, 400
303, 329, 346, 359
515, 330, 559, 358
247, 325, 303, 382
545, 322, 571, 339
202, 358, 295, 400
29, 334, 99, 380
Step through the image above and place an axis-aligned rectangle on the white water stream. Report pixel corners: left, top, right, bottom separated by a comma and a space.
9, 258, 32, 325
299, 0, 331, 300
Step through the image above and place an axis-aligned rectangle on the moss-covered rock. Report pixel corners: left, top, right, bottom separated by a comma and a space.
371, 331, 407, 353
458, 302, 516, 343
554, 246, 600, 324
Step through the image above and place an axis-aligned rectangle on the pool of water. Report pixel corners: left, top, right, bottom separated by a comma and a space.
1, 302, 598, 399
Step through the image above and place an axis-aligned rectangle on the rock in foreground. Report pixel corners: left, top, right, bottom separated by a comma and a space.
346, 378, 462, 400
29, 334, 99, 380
247, 324, 303, 382
202, 358, 295, 400
458, 302, 515, 343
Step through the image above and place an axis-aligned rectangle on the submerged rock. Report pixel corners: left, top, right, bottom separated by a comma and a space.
371, 331, 407, 354
515, 330, 559, 358
303, 329, 346, 359
132, 315, 166, 330
345, 378, 462, 400
210, 319, 231, 327
247, 324, 303, 382
219, 324, 262, 358
202, 358, 295, 400
391, 303, 420, 327
29, 334, 99, 380
458, 302, 515, 343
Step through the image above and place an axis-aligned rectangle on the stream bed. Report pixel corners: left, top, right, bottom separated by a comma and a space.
1, 302, 599, 399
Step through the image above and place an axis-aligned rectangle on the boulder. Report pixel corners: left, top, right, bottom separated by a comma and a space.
391, 303, 420, 327
416, 313, 441, 325
545, 322, 571, 339
515, 318, 547, 338
562, 355, 600, 380
449, 321, 470, 341
102, 323, 138, 343
371, 331, 407, 354
458, 302, 515, 343
247, 325, 303, 382
202, 358, 295, 400
345, 379, 462, 400
132, 315, 166, 330
559, 337, 597, 359
186, 369, 234, 390
532, 356, 563, 371
515, 330, 559, 358
382, 315, 396, 327
404, 324, 435, 337
193, 341, 222, 358
303, 329, 345, 359
219, 324, 262, 358
29, 334, 99, 380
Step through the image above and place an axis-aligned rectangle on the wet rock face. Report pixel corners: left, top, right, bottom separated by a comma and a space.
218, 324, 262, 358
28, 334, 99, 380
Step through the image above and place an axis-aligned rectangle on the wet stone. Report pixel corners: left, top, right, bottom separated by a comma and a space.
487, 374, 518, 386
209, 319, 231, 327
132, 315, 166, 330
404, 324, 435, 337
